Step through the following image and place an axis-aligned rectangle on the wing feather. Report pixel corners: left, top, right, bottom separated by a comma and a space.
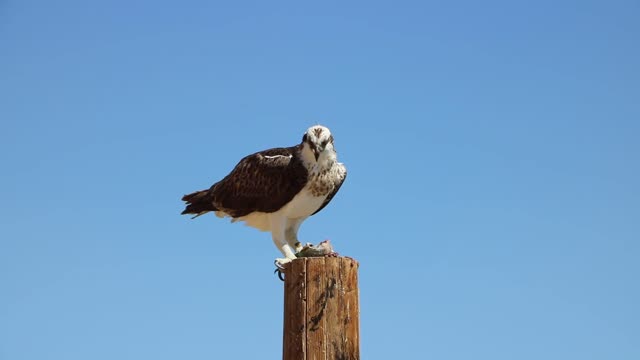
209, 146, 308, 217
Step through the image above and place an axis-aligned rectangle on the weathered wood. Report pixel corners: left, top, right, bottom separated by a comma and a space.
283, 257, 360, 360
283, 259, 306, 357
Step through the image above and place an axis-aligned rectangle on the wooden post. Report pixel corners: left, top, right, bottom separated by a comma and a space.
283, 257, 360, 360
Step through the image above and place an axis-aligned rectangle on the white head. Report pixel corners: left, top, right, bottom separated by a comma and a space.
300, 125, 337, 164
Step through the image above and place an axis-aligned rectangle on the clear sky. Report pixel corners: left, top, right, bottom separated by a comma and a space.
1, 1, 639, 359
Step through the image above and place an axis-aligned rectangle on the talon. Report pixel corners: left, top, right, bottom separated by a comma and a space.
274, 257, 293, 281
274, 268, 285, 281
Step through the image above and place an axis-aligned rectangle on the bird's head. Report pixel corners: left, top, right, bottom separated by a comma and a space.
300, 125, 336, 163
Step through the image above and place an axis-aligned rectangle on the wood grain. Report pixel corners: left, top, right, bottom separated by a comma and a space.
283, 257, 360, 360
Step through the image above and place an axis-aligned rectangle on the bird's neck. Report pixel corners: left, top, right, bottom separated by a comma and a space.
298, 147, 336, 171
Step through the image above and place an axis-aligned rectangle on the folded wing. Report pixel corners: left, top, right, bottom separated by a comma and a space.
206, 146, 308, 218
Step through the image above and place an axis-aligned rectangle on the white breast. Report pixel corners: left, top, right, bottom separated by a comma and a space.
283, 187, 327, 219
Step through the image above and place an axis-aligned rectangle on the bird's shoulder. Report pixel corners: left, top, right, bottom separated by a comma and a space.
237, 145, 301, 169
334, 162, 347, 179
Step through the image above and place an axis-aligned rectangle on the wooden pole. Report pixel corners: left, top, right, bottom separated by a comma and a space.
283, 257, 360, 360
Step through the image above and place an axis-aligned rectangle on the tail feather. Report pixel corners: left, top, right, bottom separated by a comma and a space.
181, 190, 217, 217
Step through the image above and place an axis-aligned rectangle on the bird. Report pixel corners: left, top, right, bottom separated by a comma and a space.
180, 125, 347, 269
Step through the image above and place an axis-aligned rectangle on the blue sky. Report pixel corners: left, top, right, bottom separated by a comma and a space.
1, 0, 639, 359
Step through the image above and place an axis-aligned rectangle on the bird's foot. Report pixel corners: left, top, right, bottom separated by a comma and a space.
274, 257, 293, 270
325, 251, 340, 257
274, 257, 295, 282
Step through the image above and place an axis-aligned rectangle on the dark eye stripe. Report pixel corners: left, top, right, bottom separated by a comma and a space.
329, 135, 334, 143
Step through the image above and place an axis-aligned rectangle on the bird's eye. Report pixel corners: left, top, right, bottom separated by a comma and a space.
328, 135, 334, 144
302, 133, 308, 142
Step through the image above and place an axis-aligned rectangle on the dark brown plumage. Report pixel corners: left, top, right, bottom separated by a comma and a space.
181, 145, 310, 218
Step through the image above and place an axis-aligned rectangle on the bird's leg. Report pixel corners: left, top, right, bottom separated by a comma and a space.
271, 215, 297, 270
285, 218, 307, 254
273, 239, 296, 264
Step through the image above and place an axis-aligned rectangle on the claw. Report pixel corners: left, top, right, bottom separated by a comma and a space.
274, 257, 294, 282
274, 268, 285, 281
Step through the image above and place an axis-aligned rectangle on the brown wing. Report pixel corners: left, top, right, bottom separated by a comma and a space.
209, 146, 308, 217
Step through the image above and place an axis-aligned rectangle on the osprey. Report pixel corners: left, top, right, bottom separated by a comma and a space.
181, 125, 347, 269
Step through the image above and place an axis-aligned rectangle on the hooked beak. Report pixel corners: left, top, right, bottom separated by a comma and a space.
313, 145, 324, 161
